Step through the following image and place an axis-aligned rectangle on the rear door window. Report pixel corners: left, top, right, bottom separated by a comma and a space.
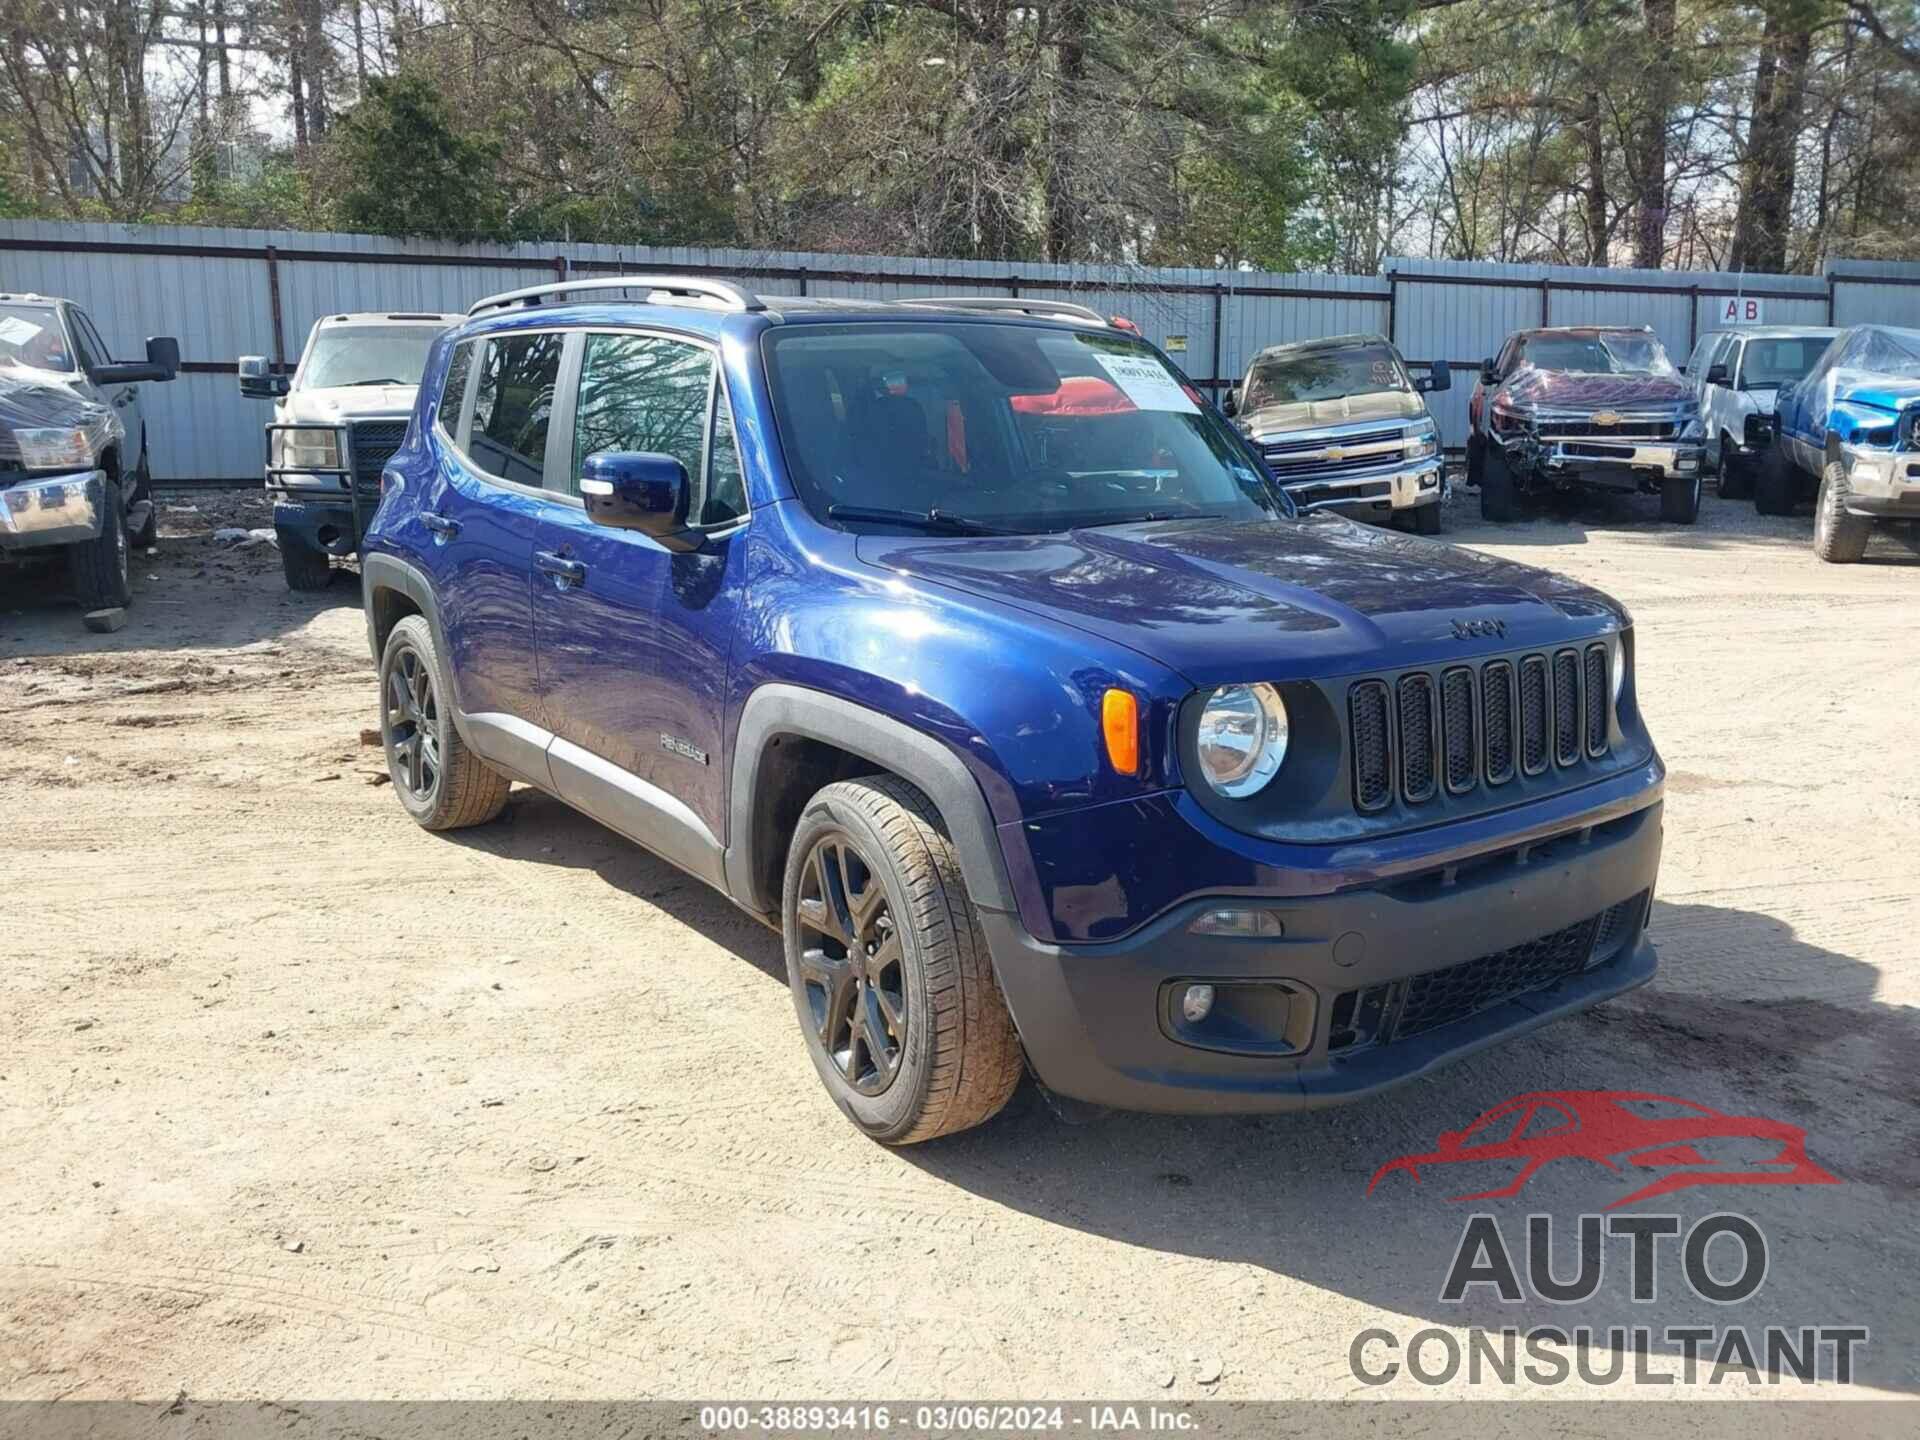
469, 331, 565, 487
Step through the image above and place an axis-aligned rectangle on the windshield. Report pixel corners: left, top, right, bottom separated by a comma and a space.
1737, 337, 1830, 388
0, 303, 74, 373
763, 323, 1285, 535
1521, 332, 1676, 377
1850, 328, 1920, 379
1242, 343, 1410, 408
299, 326, 443, 390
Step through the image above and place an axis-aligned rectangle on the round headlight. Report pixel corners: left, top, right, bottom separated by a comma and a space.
1195, 683, 1290, 798
1611, 631, 1626, 704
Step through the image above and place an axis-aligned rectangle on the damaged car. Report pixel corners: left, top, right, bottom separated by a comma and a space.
1467, 326, 1705, 524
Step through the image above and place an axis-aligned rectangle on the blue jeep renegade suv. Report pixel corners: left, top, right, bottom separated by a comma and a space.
362, 276, 1665, 1143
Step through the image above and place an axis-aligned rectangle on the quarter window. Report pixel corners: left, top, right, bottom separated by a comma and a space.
470, 332, 564, 487
705, 382, 746, 525
438, 340, 474, 433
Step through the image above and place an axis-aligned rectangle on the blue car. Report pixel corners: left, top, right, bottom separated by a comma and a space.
361, 277, 1665, 1143
1763, 323, 1920, 561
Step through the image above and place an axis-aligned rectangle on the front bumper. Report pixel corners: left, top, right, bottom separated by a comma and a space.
0, 468, 105, 551
1280, 456, 1443, 514
1506, 435, 1703, 487
1838, 445, 1920, 516
985, 798, 1663, 1114
273, 493, 367, 555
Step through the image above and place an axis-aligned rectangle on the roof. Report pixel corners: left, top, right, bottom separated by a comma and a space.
0, 292, 62, 307
316, 311, 461, 327
1249, 332, 1392, 362
1704, 326, 1839, 340
1513, 325, 1656, 338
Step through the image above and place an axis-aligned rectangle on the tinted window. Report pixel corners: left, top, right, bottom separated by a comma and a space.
438, 340, 473, 431
470, 332, 564, 487
571, 333, 713, 496
705, 383, 746, 525
1684, 333, 1721, 376
763, 323, 1280, 535
72, 309, 113, 367
1242, 343, 1410, 408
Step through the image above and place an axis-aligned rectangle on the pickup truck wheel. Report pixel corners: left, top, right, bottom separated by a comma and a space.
1659, 472, 1701, 524
379, 614, 512, 829
1717, 438, 1753, 500
1478, 446, 1517, 522
1813, 461, 1873, 564
1755, 442, 1798, 516
68, 476, 132, 610
280, 535, 334, 591
783, 776, 1023, 1145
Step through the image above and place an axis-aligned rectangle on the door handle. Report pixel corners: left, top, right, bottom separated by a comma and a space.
420, 512, 460, 538
535, 550, 587, 586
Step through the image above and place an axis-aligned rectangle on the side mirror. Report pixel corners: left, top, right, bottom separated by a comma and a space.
1705, 362, 1730, 387
1417, 360, 1452, 395
87, 334, 182, 386
1219, 387, 1238, 418
580, 450, 700, 551
237, 355, 289, 399
1479, 357, 1498, 386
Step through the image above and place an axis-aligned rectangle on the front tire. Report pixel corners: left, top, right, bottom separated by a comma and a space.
1660, 472, 1701, 524
280, 534, 334, 591
1755, 441, 1799, 516
1717, 438, 1753, 500
379, 614, 512, 829
1812, 461, 1873, 564
1479, 443, 1517, 522
69, 475, 132, 611
782, 776, 1023, 1145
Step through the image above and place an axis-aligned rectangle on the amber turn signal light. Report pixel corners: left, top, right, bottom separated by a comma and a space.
1102, 688, 1141, 775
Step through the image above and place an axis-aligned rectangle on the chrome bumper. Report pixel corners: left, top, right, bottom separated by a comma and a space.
1280, 456, 1444, 513
0, 468, 105, 551
1839, 444, 1920, 512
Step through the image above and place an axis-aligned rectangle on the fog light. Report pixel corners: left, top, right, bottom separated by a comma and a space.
1181, 984, 1216, 1023
1189, 908, 1285, 938
1676, 455, 1699, 472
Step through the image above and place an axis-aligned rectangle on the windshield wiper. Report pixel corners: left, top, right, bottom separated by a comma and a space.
826, 504, 1017, 536
341, 377, 407, 387
1075, 510, 1225, 528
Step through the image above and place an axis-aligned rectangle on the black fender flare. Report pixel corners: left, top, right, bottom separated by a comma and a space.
361, 550, 475, 745
724, 683, 1020, 919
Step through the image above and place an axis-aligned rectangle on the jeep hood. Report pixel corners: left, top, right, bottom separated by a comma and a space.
1500, 369, 1691, 410
279, 383, 419, 423
1238, 388, 1425, 438
856, 515, 1623, 687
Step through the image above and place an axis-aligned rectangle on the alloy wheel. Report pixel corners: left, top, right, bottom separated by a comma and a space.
794, 832, 907, 1096
385, 646, 442, 801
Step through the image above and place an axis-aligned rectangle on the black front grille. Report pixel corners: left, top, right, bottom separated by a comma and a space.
1398, 675, 1437, 803
351, 421, 408, 496
1350, 681, 1393, 812
1541, 419, 1675, 440
1327, 890, 1648, 1054
1345, 643, 1613, 814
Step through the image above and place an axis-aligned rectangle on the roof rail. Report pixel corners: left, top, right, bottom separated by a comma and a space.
466, 274, 765, 318
898, 295, 1110, 326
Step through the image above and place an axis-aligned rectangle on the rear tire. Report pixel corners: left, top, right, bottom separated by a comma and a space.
1812, 461, 1873, 564
379, 614, 512, 830
782, 776, 1023, 1145
1660, 472, 1701, 524
1479, 444, 1517, 522
69, 476, 132, 611
1755, 441, 1798, 516
280, 534, 334, 591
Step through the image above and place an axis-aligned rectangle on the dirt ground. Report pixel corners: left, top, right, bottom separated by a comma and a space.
2, 484, 1917, 1404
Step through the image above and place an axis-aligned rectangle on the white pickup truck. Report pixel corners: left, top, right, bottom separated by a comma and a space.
1683, 325, 1837, 500
238, 311, 456, 590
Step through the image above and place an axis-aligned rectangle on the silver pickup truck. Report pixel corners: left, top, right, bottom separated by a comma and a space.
1222, 333, 1449, 533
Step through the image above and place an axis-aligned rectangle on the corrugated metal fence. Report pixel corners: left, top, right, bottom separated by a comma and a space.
6, 219, 1920, 482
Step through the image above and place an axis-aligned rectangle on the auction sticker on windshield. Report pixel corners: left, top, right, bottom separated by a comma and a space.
1093, 350, 1199, 413
0, 316, 45, 346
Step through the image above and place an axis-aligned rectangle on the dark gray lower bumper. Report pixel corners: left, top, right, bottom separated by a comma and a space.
983, 800, 1663, 1114
274, 496, 364, 555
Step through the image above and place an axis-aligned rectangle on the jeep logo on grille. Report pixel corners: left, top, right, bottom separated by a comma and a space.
1591, 410, 1621, 427
1451, 618, 1507, 640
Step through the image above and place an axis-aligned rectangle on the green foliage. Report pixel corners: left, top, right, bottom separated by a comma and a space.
330, 74, 510, 242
